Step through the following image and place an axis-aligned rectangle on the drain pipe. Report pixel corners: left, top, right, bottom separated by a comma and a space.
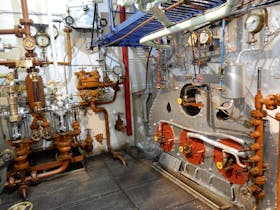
120, 6, 132, 136
139, 0, 241, 48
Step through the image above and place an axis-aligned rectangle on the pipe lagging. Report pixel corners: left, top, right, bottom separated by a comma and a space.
139, 0, 241, 48
187, 132, 247, 168
158, 120, 246, 145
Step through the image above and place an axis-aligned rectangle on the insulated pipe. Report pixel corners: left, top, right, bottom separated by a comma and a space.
139, 0, 241, 48
159, 120, 246, 145
187, 132, 247, 168
120, 6, 132, 136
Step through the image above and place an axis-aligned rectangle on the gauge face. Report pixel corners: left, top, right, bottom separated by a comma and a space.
244, 14, 264, 34
65, 16, 74, 26
45, 25, 59, 39
36, 33, 50, 48
23, 37, 36, 51
187, 32, 198, 47
199, 29, 212, 45
30, 25, 38, 37
113, 65, 122, 75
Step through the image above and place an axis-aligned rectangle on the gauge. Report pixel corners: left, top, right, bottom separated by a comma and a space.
113, 65, 123, 75
30, 25, 38, 37
187, 32, 198, 47
65, 15, 74, 26
199, 29, 213, 45
35, 33, 50, 48
23, 37, 36, 51
244, 13, 265, 34
45, 25, 59, 39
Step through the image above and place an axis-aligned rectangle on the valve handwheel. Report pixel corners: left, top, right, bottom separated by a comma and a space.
213, 139, 249, 185
8, 201, 33, 210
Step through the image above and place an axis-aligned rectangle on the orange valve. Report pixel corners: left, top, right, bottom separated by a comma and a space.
155, 123, 174, 152
213, 139, 250, 185
179, 130, 205, 165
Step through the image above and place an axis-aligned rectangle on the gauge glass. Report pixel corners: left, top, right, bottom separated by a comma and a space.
113, 66, 122, 75
45, 25, 59, 39
36, 34, 50, 48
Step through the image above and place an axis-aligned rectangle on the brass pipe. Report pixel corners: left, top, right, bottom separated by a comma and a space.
20, 0, 32, 37
36, 161, 69, 179
45, 28, 73, 66
0, 29, 16, 35
90, 102, 126, 165
90, 102, 112, 151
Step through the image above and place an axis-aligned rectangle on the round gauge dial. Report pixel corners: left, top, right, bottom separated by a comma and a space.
45, 25, 59, 39
199, 29, 213, 45
65, 15, 74, 26
112, 65, 122, 75
30, 25, 38, 37
187, 32, 198, 47
23, 37, 36, 51
36, 33, 50, 48
244, 14, 264, 34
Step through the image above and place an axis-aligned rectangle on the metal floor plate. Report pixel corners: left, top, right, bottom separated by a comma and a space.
0, 151, 212, 210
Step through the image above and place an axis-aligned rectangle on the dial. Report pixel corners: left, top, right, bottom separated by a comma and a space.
23, 37, 36, 51
244, 13, 264, 34
65, 15, 74, 26
199, 29, 213, 45
187, 32, 198, 47
36, 33, 50, 48
112, 65, 122, 75
30, 25, 38, 37
45, 25, 59, 39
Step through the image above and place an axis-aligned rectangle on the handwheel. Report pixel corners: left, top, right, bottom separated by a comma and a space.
8, 201, 33, 210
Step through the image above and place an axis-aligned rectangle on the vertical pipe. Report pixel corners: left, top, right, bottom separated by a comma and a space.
120, 6, 132, 136
20, 0, 31, 36
46, 0, 58, 80
156, 38, 161, 89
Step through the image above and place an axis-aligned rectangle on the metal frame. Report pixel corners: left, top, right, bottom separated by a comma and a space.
102, 0, 227, 47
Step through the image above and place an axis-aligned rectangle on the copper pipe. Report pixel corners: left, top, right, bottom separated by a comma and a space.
45, 28, 73, 66
20, 0, 32, 37
0, 29, 16, 35
90, 102, 112, 151
36, 161, 69, 179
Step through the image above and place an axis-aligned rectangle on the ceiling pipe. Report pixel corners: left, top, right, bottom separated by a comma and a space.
139, 0, 241, 48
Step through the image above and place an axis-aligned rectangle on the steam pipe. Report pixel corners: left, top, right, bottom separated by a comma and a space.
187, 132, 247, 168
158, 120, 246, 145
139, 0, 241, 48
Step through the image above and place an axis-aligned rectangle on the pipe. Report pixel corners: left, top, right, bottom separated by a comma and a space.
120, 6, 132, 136
90, 102, 112, 151
158, 120, 246, 145
139, 0, 241, 48
187, 132, 247, 168
46, 0, 58, 79
278, 122, 280, 210
156, 40, 161, 88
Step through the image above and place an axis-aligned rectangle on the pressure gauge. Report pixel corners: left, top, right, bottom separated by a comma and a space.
30, 25, 38, 37
187, 32, 198, 47
113, 65, 122, 75
244, 13, 265, 34
65, 15, 74, 26
23, 37, 36, 51
35, 33, 50, 48
199, 29, 213, 45
45, 25, 59, 39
